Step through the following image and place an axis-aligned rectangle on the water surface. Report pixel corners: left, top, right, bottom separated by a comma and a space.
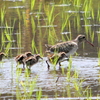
0, 0, 100, 99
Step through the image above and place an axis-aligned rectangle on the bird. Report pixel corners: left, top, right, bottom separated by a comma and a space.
15, 52, 33, 69
0, 52, 6, 61
46, 52, 68, 70
45, 35, 94, 57
24, 52, 33, 57
25, 54, 43, 69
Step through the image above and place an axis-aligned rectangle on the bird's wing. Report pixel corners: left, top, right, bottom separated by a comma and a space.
26, 56, 37, 64
49, 41, 75, 53
45, 44, 52, 50
15, 54, 26, 61
45, 44, 53, 53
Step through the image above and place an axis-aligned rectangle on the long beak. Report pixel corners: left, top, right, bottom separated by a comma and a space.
85, 39, 94, 47
40, 57, 43, 60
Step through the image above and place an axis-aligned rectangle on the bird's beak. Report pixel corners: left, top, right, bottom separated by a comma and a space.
40, 57, 43, 60
85, 39, 94, 47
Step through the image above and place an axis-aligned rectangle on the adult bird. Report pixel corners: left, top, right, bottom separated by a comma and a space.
25, 54, 43, 69
46, 52, 68, 70
15, 52, 33, 69
45, 35, 94, 57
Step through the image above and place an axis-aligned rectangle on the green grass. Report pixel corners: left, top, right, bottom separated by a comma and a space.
16, 68, 39, 99
31, 0, 36, 11
0, 6, 6, 24
0, 0, 99, 99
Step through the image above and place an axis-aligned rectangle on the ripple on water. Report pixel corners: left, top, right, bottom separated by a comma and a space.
0, 57, 99, 98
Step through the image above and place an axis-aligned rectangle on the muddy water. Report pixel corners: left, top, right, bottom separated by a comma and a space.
0, 56, 99, 99
0, 0, 100, 99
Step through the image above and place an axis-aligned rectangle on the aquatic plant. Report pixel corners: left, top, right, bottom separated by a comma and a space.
0, 0, 99, 99
0, 6, 6, 24
98, 48, 100, 66
31, 39, 38, 54
16, 69, 38, 99
31, 0, 36, 11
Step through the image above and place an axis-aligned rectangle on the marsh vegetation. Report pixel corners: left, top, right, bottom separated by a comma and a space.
0, 0, 100, 99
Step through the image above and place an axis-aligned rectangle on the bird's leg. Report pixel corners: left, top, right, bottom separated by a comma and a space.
61, 58, 69, 62
46, 60, 50, 71
56, 76, 60, 83
28, 66, 31, 70
22, 62, 25, 69
58, 62, 61, 70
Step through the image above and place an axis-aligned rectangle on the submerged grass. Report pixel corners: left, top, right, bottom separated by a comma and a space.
16, 69, 38, 99
0, 0, 99, 99
0, 6, 6, 24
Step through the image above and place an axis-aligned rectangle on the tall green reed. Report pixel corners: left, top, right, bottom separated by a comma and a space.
16, 4, 21, 19
0, 18, 15, 56
66, 56, 72, 82
31, 39, 38, 54
73, 0, 81, 7
97, 30, 100, 43
36, 88, 42, 100
98, 48, 100, 66
61, 12, 72, 32
0, 6, 6, 24
31, 0, 36, 11
16, 22, 22, 54
89, 32, 94, 43
45, 4, 55, 25
72, 71, 85, 97
97, 5, 100, 22
31, 17, 36, 34
83, 0, 92, 18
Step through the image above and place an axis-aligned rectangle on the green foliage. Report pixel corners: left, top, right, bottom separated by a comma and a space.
0, 0, 98, 99
31, 0, 36, 11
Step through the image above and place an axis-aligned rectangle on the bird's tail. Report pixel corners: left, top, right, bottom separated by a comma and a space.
45, 44, 52, 53
45, 44, 51, 49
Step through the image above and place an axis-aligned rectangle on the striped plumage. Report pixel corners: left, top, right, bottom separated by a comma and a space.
45, 35, 94, 57
46, 52, 68, 70
25, 54, 43, 69
0, 52, 6, 61
15, 52, 33, 69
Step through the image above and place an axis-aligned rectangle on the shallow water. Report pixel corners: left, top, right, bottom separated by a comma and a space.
0, 56, 99, 99
0, 0, 100, 99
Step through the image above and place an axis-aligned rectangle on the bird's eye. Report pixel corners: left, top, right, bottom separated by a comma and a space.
82, 37, 85, 39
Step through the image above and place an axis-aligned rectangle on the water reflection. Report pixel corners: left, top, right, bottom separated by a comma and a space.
0, 0, 100, 99
21, 0, 32, 52
0, 0, 97, 57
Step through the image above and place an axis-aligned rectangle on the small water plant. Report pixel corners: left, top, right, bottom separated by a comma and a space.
0, 0, 99, 99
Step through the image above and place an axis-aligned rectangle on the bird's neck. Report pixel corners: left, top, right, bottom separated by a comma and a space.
73, 38, 80, 45
36, 58, 39, 62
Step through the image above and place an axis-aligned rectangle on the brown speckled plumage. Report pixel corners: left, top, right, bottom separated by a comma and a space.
46, 52, 68, 70
45, 35, 94, 56
25, 54, 43, 69
15, 52, 33, 69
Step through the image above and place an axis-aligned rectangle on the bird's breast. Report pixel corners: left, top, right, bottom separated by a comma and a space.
66, 42, 78, 56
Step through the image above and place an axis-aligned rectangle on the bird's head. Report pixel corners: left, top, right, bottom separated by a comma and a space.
35, 54, 43, 60
75, 35, 94, 47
